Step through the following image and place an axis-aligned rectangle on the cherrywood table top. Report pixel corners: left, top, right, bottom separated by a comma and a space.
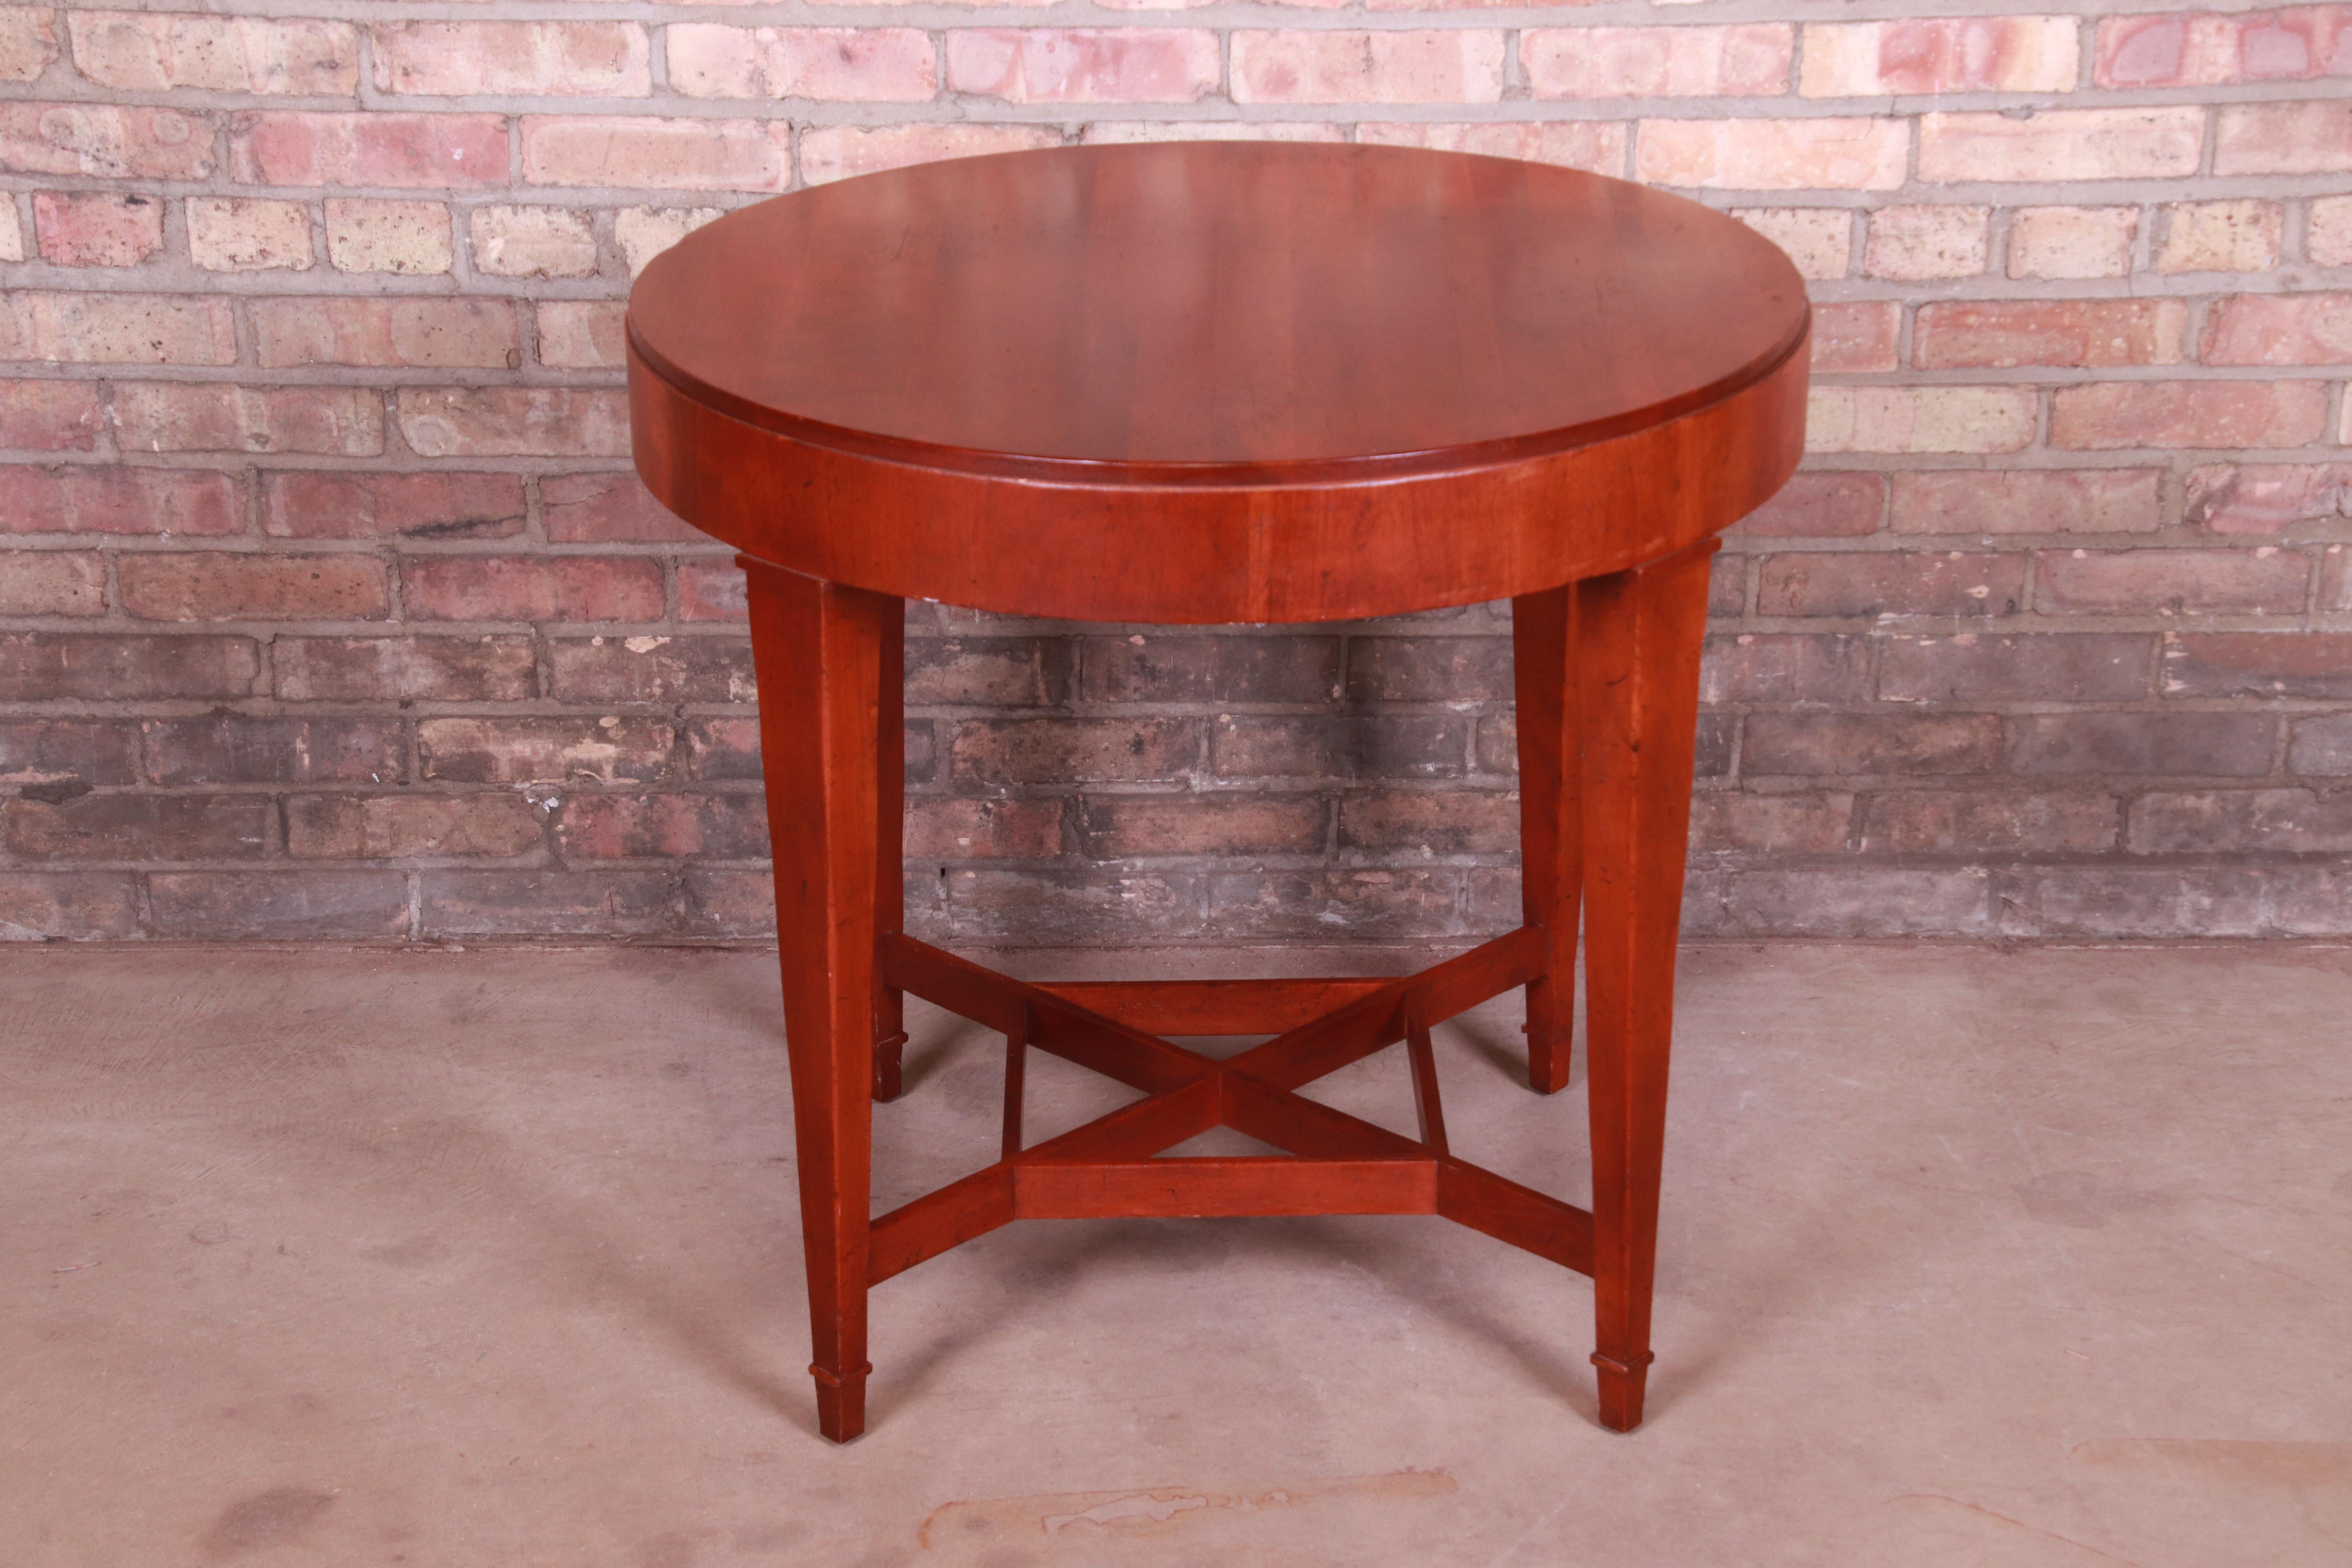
627, 142, 1811, 623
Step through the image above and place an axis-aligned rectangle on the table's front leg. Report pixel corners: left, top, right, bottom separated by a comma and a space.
744, 558, 896, 1444
1512, 583, 1582, 1096
1577, 541, 1715, 1433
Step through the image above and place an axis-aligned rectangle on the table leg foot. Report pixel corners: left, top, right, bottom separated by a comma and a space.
1592, 1350, 1654, 1432
811, 1361, 873, 1443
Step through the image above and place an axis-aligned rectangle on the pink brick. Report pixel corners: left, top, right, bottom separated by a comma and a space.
541, 472, 701, 544
403, 556, 664, 622
948, 29, 1218, 103
1083, 122, 1347, 146
232, 113, 508, 190
1811, 302, 1898, 373
1636, 117, 1908, 190
0, 381, 103, 452
0, 103, 214, 180
2199, 293, 2352, 365
678, 559, 747, 619
1757, 551, 2024, 618
2157, 199, 2283, 273
613, 206, 726, 276
2051, 382, 2329, 450
31, 191, 162, 267
522, 116, 791, 191
370, 22, 650, 97
67, 12, 356, 95
2036, 547, 2309, 615
1357, 121, 1625, 174
2184, 463, 2352, 534
537, 301, 627, 369
0, 8, 58, 82
468, 205, 598, 279
1864, 205, 1988, 280
394, 388, 629, 458
253, 298, 517, 370
1892, 470, 2164, 535
906, 798, 1063, 859
1524, 25, 1791, 98
187, 197, 314, 273
672, 25, 937, 101
1730, 472, 1884, 538
799, 124, 1060, 185
2007, 206, 2139, 279
1808, 387, 2037, 454
113, 383, 384, 457
120, 552, 388, 621
263, 471, 525, 541
1231, 31, 1506, 104
0, 291, 236, 365
0, 552, 106, 616
2312, 196, 2352, 265
323, 199, 450, 275
1733, 208, 1852, 279
2098, 8, 2352, 87
1915, 299, 2187, 370
1920, 109, 2205, 183
1800, 18, 2080, 96
0, 466, 246, 535
2212, 100, 2352, 174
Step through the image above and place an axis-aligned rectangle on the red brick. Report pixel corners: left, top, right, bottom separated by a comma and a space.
684, 869, 779, 939
1232, 30, 1505, 103
0, 720, 139, 788
394, 388, 628, 459
141, 716, 399, 786
1082, 634, 1337, 704
120, 552, 387, 622
113, 383, 383, 457
2289, 714, 2352, 772
403, 555, 664, 623
1915, 299, 2187, 370
1727, 867, 1994, 936
5, 793, 272, 862
1689, 791, 1854, 853
1080, 793, 1323, 858
0, 633, 258, 700
674, 24, 935, 100
1862, 790, 2117, 854
1811, 302, 1898, 373
1744, 713, 2003, 775
0, 8, 59, 83
231, 113, 508, 190
2164, 632, 2352, 698
1878, 633, 2152, 701
0, 291, 236, 365
2009, 713, 2275, 776
152, 871, 411, 938
1201, 868, 1455, 942
418, 717, 673, 784
1636, 118, 1908, 190
540, 473, 696, 545
1919, 109, 2205, 183
1730, 472, 1884, 538
798, 124, 1060, 186
1357, 121, 1625, 174
287, 793, 544, 860
0, 873, 140, 941
907, 638, 1067, 706
32, 191, 162, 267
262, 471, 525, 541
548, 635, 753, 703
1891, 470, 2163, 535
1338, 789, 1515, 853
0, 551, 105, 616
2313, 195, 2352, 265
252, 298, 518, 370
535, 301, 625, 367
949, 28, 1216, 103
1801, 17, 2079, 94
370, 21, 650, 97
420, 869, 679, 938
1699, 633, 1871, 704
2212, 100, 2352, 174
2098, 9, 2352, 87
1082, 123, 1347, 148
0, 381, 102, 451
2050, 382, 2328, 450
1993, 866, 2265, 938
677, 559, 745, 620
949, 717, 1199, 784
1758, 551, 2025, 618
521, 116, 790, 192
0, 103, 214, 181
2007, 206, 2139, 280
555, 792, 768, 860
2036, 547, 2309, 615
472, 207, 598, 282
1211, 715, 1468, 779
2130, 788, 2352, 853
272, 636, 536, 702
1346, 637, 1512, 702
2185, 463, 2352, 535
1, 466, 244, 536
1524, 25, 1791, 98
68, 13, 356, 94
2199, 293, 2352, 366
685, 717, 762, 782
906, 797, 1064, 860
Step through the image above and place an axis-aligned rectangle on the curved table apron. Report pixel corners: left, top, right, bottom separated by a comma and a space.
627, 141, 1812, 1444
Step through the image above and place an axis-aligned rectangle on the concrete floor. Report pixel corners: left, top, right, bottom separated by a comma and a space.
2, 942, 2347, 1567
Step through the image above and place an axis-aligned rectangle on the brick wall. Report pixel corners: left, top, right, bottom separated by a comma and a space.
1, 4, 2348, 944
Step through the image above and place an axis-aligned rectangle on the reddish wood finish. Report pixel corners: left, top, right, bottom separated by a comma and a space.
629, 142, 1810, 1443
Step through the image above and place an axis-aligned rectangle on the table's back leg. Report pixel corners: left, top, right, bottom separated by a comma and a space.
873, 604, 908, 1103
744, 559, 894, 1443
1575, 542, 1715, 1433
1511, 583, 1582, 1096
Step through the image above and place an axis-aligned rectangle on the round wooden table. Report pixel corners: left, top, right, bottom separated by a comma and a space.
628, 141, 1810, 1443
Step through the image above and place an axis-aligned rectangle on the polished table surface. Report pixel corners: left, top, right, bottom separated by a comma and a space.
626, 142, 1811, 1445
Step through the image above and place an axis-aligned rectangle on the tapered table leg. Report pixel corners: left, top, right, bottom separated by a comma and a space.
1575, 541, 1715, 1433
743, 557, 896, 1444
1512, 583, 1583, 1096
872, 604, 907, 1104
